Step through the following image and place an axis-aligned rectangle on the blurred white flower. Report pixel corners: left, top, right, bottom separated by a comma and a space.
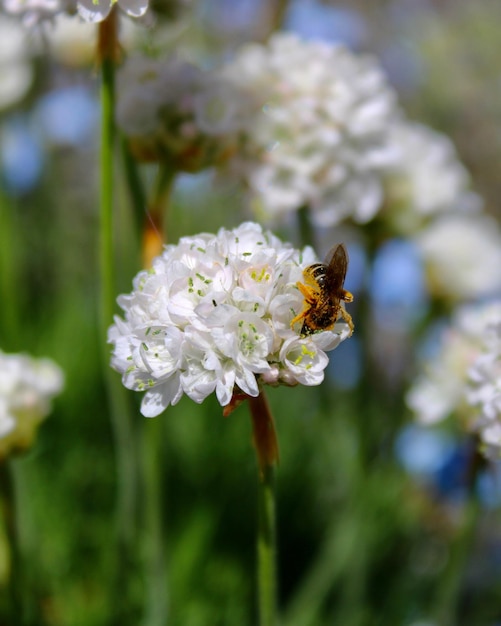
384, 121, 481, 235
0, 14, 34, 109
1, 0, 75, 25
116, 53, 250, 170
467, 316, 501, 458
34, 11, 141, 67
77, 0, 147, 23
407, 301, 501, 456
0, 350, 64, 458
416, 214, 501, 302
108, 222, 352, 417
220, 32, 401, 226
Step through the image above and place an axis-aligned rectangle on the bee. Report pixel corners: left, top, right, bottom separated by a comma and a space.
291, 243, 354, 336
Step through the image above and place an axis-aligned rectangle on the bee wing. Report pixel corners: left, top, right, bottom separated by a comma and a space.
324, 243, 348, 290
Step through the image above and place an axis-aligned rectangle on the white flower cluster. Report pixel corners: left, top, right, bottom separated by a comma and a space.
383, 121, 481, 235
77, 0, 148, 24
0, 13, 34, 109
416, 213, 501, 303
108, 222, 352, 417
1, 0, 76, 25
407, 302, 501, 458
220, 32, 401, 226
468, 315, 501, 458
2, 0, 148, 24
0, 350, 64, 458
116, 54, 250, 171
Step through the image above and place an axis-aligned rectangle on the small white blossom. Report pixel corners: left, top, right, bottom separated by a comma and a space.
77, 0, 148, 23
407, 302, 501, 457
108, 222, 352, 417
116, 53, 250, 170
1, 0, 76, 25
467, 316, 501, 458
0, 350, 64, 458
0, 14, 34, 109
383, 121, 481, 235
220, 32, 401, 226
416, 214, 501, 303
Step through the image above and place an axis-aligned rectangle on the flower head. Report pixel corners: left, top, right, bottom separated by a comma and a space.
77, 0, 147, 23
467, 315, 501, 459
383, 120, 481, 235
220, 32, 401, 226
407, 301, 501, 458
416, 214, 501, 303
108, 222, 352, 417
116, 53, 250, 170
2, 0, 76, 25
0, 350, 64, 459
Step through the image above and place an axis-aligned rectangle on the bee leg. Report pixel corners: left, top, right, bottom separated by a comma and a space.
339, 308, 355, 335
296, 281, 318, 303
290, 282, 317, 329
290, 308, 307, 327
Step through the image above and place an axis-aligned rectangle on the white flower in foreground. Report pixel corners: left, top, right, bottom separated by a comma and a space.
407, 302, 501, 457
0, 350, 64, 458
467, 316, 501, 458
416, 213, 501, 303
220, 32, 401, 226
383, 121, 481, 235
77, 0, 147, 23
116, 54, 250, 170
108, 222, 352, 417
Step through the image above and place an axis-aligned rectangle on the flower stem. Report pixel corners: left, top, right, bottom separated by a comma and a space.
432, 445, 482, 625
142, 164, 175, 267
141, 417, 169, 626
0, 461, 22, 623
98, 11, 117, 334
248, 392, 279, 626
98, 12, 140, 618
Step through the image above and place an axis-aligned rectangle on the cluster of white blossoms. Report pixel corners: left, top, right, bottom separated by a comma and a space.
108, 222, 352, 417
416, 213, 501, 303
1, 0, 76, 25
219, 32, 401, 226
2, 0, 148, 24
0, 350, 64, 458
467, 315, 501, 458
76, 0, 148, 23
407, 302, 501, 458
116, 54, 251, 171
383, 121, 481, 235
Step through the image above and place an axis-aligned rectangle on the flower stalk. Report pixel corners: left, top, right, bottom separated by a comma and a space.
98, 11, 140, 616
0, 461, 22, 622
249, 391, 279, 626
142, 164, 175, 268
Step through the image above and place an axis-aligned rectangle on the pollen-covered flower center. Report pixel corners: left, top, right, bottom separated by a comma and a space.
188, 272, 213, 298
237, 319, 267, 357
290, 343, 316, 370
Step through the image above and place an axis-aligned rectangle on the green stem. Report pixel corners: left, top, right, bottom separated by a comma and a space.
98, 13, 140, 620
257, 464, 277, 626
248, 392, 279, 626
99, 23, 116, 336
297, 205, 316, 249
141, 417, 169, 626
0, 461, 22, 624
0, 193, 21, 347
120, 135, 148, 237
431, 447, 482, 625
141, 163, 176, 267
